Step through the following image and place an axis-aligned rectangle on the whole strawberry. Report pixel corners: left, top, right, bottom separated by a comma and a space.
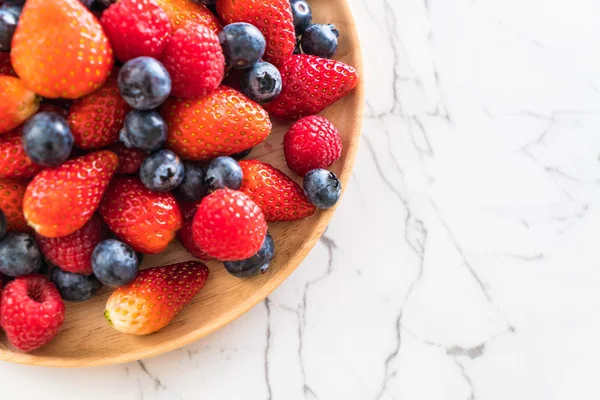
0, 129, 44, 179
23, 150, 119, 238
284, 115, 342, 176
0, 76, 39, 135
161, 86, 271, 161
177, 218, 210, 260
11, 0, 114, 99
0, 179, 30, 233
264, 55, 358, 120
239, 160, 315, 221
105, 261, 209, 335
108, 142, 146, 175
0, 275, 65, 352
100, 176, 182, 254
192, 189, 267, 261
155, 0, 221, 34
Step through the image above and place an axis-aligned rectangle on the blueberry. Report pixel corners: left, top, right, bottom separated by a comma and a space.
224, 232, 274, 278
0, 5, 19, 52
175, 161, 209, 202
3, 0, 25, 4
2, 3, 22, 18
118, 57, 171, 110
218, 23, 266, 69
92, 239, 139, 287
240, 61, 282, 103
79, 0, 94, 8
0, 209, 5, 241
230, 147, 253, 161
204, 156, 242, 191
301, 24, 339, 59
291, 0, 312, 36
140, 149, 185, 192
22, 111, 74, 167
50, 268, 102, 302
303, 169, 341, 209
120, 110, 167, 152
0, 233, 42, 277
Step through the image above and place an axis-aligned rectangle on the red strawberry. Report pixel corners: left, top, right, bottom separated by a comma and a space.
155, 0, 221, 34
100, 176, 182, 254
0, 179, 30, 233
0, 52, 15, 76
239, 160, 315, 221
217, 0, 295, 67
0, 76, 39, 135
108, 142, 146, 175
67, 76, 131, 150
161, 86, 271, 161
161, 22, 224, 99
177, 218, 210, 260
100, 0, 171, 62
0, 129, 44, 179
23, 150, 119, 238
105, 261, 209, 335
264, 55, 358, 121
192, 189, 267, 261
283, 115, 342, 176
11, 0, 114, 99
36, 214, 107, 276
0, 275, 65, 352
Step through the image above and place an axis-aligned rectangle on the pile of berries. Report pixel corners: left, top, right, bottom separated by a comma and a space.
0, 0, 357, 352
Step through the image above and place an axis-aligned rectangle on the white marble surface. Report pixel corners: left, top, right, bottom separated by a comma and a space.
2, 0, 600, 398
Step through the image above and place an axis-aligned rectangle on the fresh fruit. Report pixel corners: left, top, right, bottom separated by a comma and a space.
0, 52, 15, 76
240, 61, 282, 103
0, 232, 42, 276
104, 261, 209, 335
238, 159, 315, 221
161, 86, 272, 161
0, 274, 65, 352
68, 76, 131, 150
100, 0, 171, 62
0, 128, 44, 179
118, 57, 172, 110
109, 142, 146, 175
140, 149, 184, 192
177, 218, 209, 260
230, 147, 253, 160
217, 0, 295, 67
303, 168, 341, 209
192, 189, 267, 260
100, 176, 182, 253
120, 110, 168, 152
0, 179, 29, 232
290, 0, 311, 35
178, 199, 201, 220
91, 239, 139, 287
36, 214, 107, 276
11, 0, 113, 99
50, 267, 102, 302
161, 22, 224, 99
264, 55, 358, 120
224, 231, 274, 277
0, 209, 5, 240
22, 111, 74, 167
154, 0, 221, 34
283, 115, 342, 176
23, 150, 119, 238
175, 161, 208, 203
205, 156, 242, 191
301, 24, 339, 59
0, 4, 18, 51
218, 22, 266, 69
0, 76, 39, 135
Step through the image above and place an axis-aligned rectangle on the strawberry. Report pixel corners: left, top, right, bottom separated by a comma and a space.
177, 218, 210, 260
23, 150, 119, 238
100, 0, 171, 62
264, 55, 358, 121
239, 160, 315, 221
192, 189, 267, 261
161, 22, 225, 99
104, 261, 209, 335
283, 115, 342, 176
68, 76, 131, 150
155, 0, 221, 34
100, 176, 182, 254
11, 0, 114, 99
108, 142, 146, 175
0, 179, 30, 233
161, 86, 271, 161
0, 52, 15, 76
0, 76, 39, 135
0, 129, 44, 179
36, 214, 107, 276
0, 275, 65, 352
217, 0, 295, 67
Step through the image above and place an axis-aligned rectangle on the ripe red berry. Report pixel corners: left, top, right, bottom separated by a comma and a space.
108, 142, 146, 175
177, 218, 210, 260
0, 128, 44, 179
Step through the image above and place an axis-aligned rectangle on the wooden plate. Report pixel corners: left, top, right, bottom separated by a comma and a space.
0, 0, 364, 367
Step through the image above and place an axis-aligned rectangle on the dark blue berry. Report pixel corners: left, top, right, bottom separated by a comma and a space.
92, 239, 139, 287
240, 61, 282, 104
204, 156, 242, 191
140, 149, 185, 192
120, 110, 167, 152
291, 0, 312, 36
50, 268, 102, 302
218, 23, 266, 69
79, 0, 94, 8
3, 0, 25, 4
224, 232, 274, 278
0, 233, 42, 277
0, 5, 19, 52
301, 24, 339, 59
175, 161, 209, 202
22, 111, 74, 168
118, 57, 171, 110
0, 209, 5, 241
230, 147, 253, 161
303, 169, 341, 209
